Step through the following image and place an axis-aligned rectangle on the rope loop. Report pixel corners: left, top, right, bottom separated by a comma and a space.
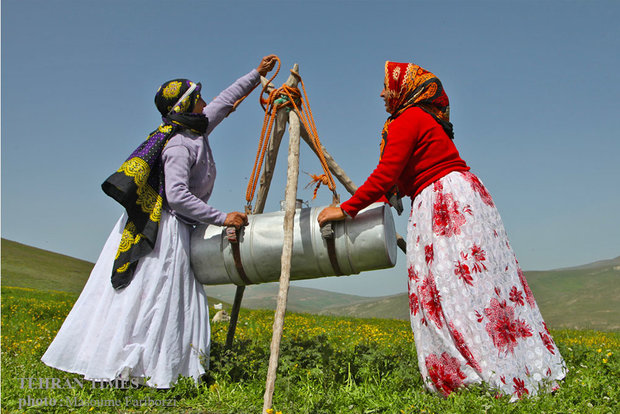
245, 57, 339, 212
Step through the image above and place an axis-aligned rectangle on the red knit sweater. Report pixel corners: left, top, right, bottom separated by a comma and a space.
340, 107, 469, 218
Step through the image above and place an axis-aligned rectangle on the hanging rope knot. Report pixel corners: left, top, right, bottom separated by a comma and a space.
245, 57, 339, 212
305, 173, 330, 200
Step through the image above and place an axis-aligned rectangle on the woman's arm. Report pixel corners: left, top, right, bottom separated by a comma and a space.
203, 70, 261, 135
339, 111, 421, 218
162, 144, 248, 228
162, 145, 228, 225
203, 55, 277, 134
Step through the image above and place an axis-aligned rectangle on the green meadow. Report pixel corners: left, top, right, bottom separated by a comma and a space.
1, 239, 618, 413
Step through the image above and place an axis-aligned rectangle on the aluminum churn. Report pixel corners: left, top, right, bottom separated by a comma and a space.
190, 202, 397, 285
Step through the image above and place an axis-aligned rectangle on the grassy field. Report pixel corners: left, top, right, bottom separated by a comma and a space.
1, 285, 618, 413
3, 238, 618, 331
182, 250, 620, 332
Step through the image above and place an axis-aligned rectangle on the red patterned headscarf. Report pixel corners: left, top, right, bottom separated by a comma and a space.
380, 61, 453, 156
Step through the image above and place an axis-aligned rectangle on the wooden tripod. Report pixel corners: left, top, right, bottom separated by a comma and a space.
220, 64, 407, 413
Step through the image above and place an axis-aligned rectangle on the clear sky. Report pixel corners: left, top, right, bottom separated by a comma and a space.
2, 0, 619, 297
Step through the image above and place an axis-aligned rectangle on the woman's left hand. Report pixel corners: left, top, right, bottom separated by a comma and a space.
257, 55, 278, 76
317, 206, 346, 227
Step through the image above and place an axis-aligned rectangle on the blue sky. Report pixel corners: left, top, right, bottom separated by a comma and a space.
2, 0, 619, 297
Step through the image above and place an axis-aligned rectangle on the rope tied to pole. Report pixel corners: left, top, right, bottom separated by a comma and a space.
245, 58, 339, 213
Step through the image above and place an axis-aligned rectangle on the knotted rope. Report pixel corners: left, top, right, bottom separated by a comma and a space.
244, 57, 338, 213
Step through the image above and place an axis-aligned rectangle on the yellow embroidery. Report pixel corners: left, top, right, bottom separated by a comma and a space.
151, 195, 163, 223
116, 221, 144, 261
117, 262, 131, 273
136, 184, 163, 223
163, 81, 182, 99
171, 97, 191, 114
116, 223, 137, 258
158, 124, 173, 134
118, 158, 150, 187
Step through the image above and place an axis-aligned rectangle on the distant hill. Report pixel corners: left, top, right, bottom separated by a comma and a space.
2, 238, 618, 331
203, 283, 381, 314
0, 239, 228, 306
316, 257, 620, 331
521, 257, 620, 331
204, 257, 620, 331
1, 239, 94, 294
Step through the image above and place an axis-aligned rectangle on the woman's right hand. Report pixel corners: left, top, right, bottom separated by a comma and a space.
224, 212, 248, 229
317, 206, 346, 227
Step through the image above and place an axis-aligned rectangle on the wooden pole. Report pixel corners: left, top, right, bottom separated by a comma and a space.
299, 126, 357, 195
262, 108, 301, 414
253, 109, 288, 214
261, 64, 302, 413
224, 69, 300, 349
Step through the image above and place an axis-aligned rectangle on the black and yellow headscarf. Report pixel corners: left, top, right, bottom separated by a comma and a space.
101, 79, 208, 289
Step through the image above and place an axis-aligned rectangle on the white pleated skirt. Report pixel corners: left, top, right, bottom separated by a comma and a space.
406, 171, 567, 400
41, 210, 210, 388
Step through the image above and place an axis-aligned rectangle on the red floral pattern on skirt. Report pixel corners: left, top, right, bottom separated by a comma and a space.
419, 272, 444, 329
409, 292, 419, 316
448, 322, 481, 372
432, 192, 467, 237
462, 170, 495, 207
470, 244, 487, 273
513, 377, 529, 399
509, 286, 525, 306
539, 322, 557, 354
517, 264, 536, 307
425, 244, 434, 265
483, 297, 533, 355
406, 171, 566, 400
454, 252, 474, 285
425, 352, 467, 396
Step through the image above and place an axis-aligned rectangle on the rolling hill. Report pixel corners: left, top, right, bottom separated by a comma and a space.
314, 257, 620, 331
2, 238, 618, 331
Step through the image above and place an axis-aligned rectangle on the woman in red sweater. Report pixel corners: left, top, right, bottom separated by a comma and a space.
318, 61, 566, 400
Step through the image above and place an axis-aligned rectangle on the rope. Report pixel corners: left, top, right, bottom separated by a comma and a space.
245, 57, 338, 212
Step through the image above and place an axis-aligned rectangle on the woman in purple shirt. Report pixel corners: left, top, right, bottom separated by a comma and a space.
42, 55, 277, 388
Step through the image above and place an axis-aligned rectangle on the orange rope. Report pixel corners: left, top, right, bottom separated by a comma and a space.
245, 58, 338, 212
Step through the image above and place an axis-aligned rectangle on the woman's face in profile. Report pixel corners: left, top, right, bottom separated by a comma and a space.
380, 85, 390, 113
192, 97, 207, 114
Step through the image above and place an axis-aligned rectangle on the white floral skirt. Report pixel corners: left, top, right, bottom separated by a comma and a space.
406, 171, 566, 400
41, 210, 210, 388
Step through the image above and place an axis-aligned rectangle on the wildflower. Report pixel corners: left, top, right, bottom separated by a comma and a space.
597, 348, 602, 353
603, 359, 608, 364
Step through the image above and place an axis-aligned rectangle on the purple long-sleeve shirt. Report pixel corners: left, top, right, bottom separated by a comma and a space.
161, 69, 260, 225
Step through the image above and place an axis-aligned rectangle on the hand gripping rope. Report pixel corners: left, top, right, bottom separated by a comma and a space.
242, 56, 339, 215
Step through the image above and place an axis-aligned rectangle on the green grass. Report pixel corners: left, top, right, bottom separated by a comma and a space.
2, 286, 618, 413
3, 238, 619, 331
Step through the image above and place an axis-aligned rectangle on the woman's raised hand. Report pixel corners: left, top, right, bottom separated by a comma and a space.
257, 55, 278, 77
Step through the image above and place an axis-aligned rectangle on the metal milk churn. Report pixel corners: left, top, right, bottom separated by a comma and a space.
190, 202, 397, 285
